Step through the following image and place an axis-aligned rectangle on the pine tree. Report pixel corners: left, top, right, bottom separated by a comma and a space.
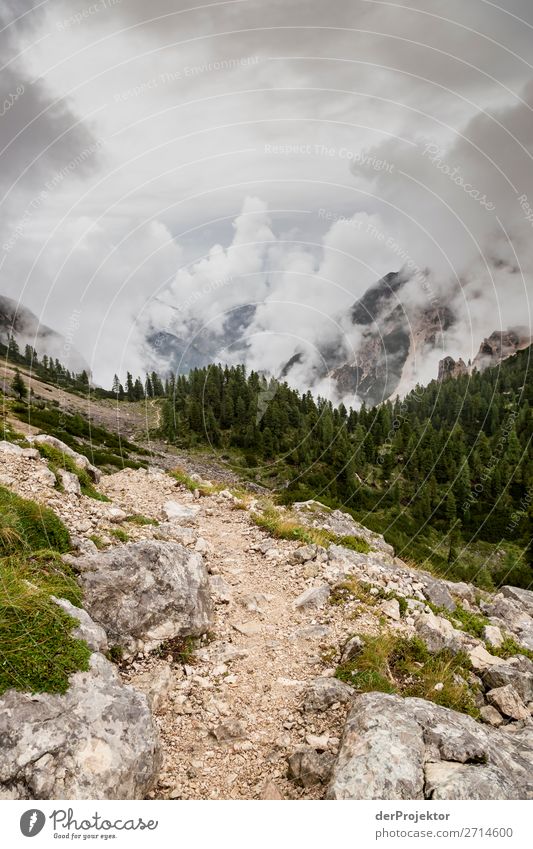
11, 368, 27, 400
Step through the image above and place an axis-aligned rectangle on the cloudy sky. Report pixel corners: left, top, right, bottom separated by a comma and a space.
1, 0, 532, 389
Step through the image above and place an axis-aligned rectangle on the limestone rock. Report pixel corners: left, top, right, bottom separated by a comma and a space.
468, 644, 506, 672
424, 761, 518, 800
57, 469, 81, 497
260, 780, 284, 800
130, 664, 173, 712
340, 635, 364, 663
420, 575, 456, 611
483, 625, 504, 648
75, 541, 213, 656
288, 747, 335, 787
294, 585, 330, 611
209, 574, 232, 604
381, 598, 401, 621
486, 685, 529, 721
327, 692, 533, 800
291, 544, 317, 564
481, 658, 533, 704
28, 434, 100, 482
52, 597, 108, 652
501, 586, 533, 617
162, 501, 200, 525
479, 705, 504, 727
302, 677, 354, 711
0, 653, 161, 799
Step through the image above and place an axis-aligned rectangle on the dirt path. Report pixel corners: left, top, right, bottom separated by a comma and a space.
101, 478, 366, 800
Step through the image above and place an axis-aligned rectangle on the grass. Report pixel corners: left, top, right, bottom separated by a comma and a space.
110, 528, 130, 543
169, 466, 221, 496
335, 633, 479, 718
88, 534, 107, 550
0, 484, 71, 554
490, 635, 533, 662
125, 513, 159, 526
0, 551, 91, 695
153, 635, 197, 664
10, 401, 148, 470
35, 443, 110, 501
328, 577, 408, 617
251, 505, 371, 553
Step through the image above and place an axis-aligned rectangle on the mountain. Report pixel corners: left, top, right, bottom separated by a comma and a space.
0, 295, 89, 374
438, 328, 531, 382
282, 270, 455, 406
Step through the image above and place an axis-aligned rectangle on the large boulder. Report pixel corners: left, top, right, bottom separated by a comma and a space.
328, 692, 533, 800
501, 586, 533, 618
0, 642, 160, 799
75, 540, 214, 656
28, 434, 101, 483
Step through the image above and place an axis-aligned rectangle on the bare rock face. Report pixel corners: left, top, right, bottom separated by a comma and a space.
75, 540, 214, 656
0, 653, 161, 800
438, 356, 468, 382
28, 434, 101, 482
328, 692, 533, 800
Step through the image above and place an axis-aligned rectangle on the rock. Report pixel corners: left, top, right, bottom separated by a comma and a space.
70, 535, 98, 556
260, 780, 284, 800
131, 664, 173, 712
328, 693, 425, 799
22, 448, 40, 459
327, 692, 533, 800
416, 610, 466, 654
501, 586, 533, 617
75, 541, 213, 656
0, 653, 160, 799
294, 585, 330, 611
305, 734, 330, 750
481, 659, 533, 704
212, 720, 246, 743
155, 523, 197, 546
0, 440, 24, 455
302, 562, 320, 578
381, 598, 401, 621
340, 635, 364, 663
292, 544, 317, 564
292, 500, 394, 555
420, 575, 456, 611
194, 537, 211, 554
107, 507, 127, 523
486, 685, 529, 721
288, 747, 335, 787
34, 465, 57, 488
209, 574, 232, 604
52, 597, 108, 652
424, 761, 518, 800
295, 625, 331, 640
56, 469, 81, 496
28, 434, 100, 482
444, 580, 476, 605
162, 501, 200, 525
215, 643, 249, 663
483, 625, 504, 648
302, 677, 354, 711
468, 644, 507, 672
232, 621, 263, 637
479, 705, 504, 727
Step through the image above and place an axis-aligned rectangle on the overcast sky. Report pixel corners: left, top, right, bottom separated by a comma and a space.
1, 0, 532, 387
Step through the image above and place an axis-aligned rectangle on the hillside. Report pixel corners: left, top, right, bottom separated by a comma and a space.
0, 345, 531, 801
0, 425, 532, 800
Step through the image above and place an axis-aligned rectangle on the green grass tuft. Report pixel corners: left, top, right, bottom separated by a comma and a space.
0, 552, 90, 695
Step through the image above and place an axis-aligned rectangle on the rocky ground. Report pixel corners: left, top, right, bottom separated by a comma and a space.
0, 437, 532, 800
